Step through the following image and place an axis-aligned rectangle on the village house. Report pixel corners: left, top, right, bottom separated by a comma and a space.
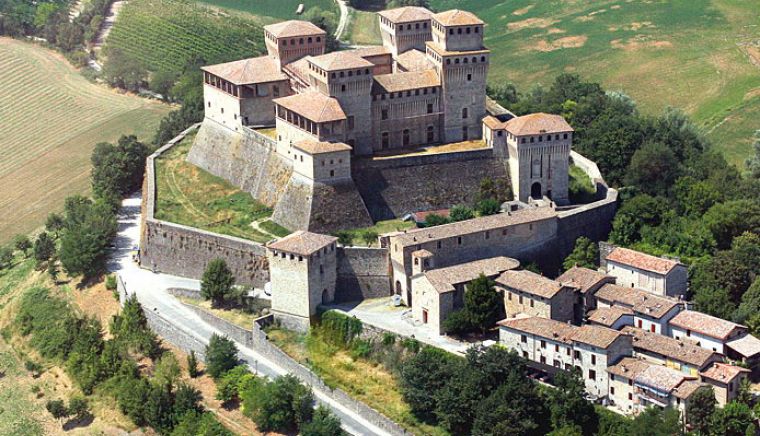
603, 246, 688, 298
621, 326, 721, 376
594, 283, 683, 335
699, 362, 751, 407
607, 357, 704, 416
669, 310, 748, 354
557, 266, 615, 320
496, 269, 578, 323
588, 307, 634, 330
725, 334, 760, 378
498, 316, 632, 398
410, 256, 519, 334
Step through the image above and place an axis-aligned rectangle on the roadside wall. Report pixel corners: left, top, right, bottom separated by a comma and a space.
180, 302, 255, 348
335, 247, 391, 302
139, 123, 270, 287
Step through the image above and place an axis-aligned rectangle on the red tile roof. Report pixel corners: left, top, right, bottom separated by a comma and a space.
700, 363, 750, 383
587, 307, 633, 327
202, 56, 287, 85
264, 20, 326, 38
292, 140, 352, 155
267, 230, 336, 256
503, 113, 573, 136
424, 257, 519, 293
622, 326, 718, 368
557, 266, 612, 294
274, 91, 346, 122
669, 310, 746, 340
495, 270, 568, 299
595, 284, 681, 319
309, 51, 374, 71
727, 334, 760, 358
378, 6, 432, 23
373, 70, 440, 93
433, 9, 483, 26
498, 316, 576, 345
606, 247, 681, 275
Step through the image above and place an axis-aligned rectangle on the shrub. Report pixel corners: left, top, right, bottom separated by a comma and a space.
67, 396, 90, 421
301, 405, 346, 436
105, 274, 117, 291
449, 205, 475, 222
476, 198, 501, 216
442, 309, 472, 335
319, 311, 362, 346
187, 350, 199, 378
350, 339, 372, 359
246, 375, 314, 433
46, 399, 69, 419
200, 258, 235, 308
215, 365, 251, 404
205, 334, 238, 379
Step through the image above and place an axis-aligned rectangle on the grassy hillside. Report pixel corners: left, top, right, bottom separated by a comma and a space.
196, 0, 335, 20
105, 0, 266, 73
429, 0, 760, 167
0, 38, 170, 244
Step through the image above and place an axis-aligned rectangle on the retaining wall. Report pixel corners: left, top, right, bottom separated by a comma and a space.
180, 302, 255, 348
335, 247, 391, 302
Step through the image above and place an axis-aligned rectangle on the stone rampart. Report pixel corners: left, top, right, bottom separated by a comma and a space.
335, 247, 391, 302
180, 302, 254, 348
353, 150, 510, 221
140, 123, 270, 287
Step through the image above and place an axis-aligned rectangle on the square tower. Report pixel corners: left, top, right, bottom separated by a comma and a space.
378, 6, 433, 57
290, 140, 352, 184
503, 113, 573, 204
431, 9, 484, 52
267, 231, 338, 328
264, 20, 327, 68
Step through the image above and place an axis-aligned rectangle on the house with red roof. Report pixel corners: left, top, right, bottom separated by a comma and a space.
603, 246, 688, 298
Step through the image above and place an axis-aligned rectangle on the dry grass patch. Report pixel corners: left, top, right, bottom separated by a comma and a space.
532, 35, 588, 52
176, 296, 263, 330
507, 17, 557, 31
512, 5, 533, 15
611, 36, 672, 51
745, 45, 760, 68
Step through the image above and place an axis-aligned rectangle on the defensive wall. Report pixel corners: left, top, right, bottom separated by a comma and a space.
140, 123, 270, 287
336, 247, 391, 302
353, 147, 510, 221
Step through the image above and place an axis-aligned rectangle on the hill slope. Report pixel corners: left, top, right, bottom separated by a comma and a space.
0, 38, 170, 244
429, 0, 760, 166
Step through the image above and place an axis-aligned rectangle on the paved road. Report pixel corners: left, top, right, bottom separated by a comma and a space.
109, 194, 391, 436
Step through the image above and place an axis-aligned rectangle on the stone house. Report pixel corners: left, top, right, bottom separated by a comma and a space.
496, 270, 577, 323
587, 307, 634, 330
594, 284, 683, 335
266, 231, 338, 330
557, 266, 615, 320
603, 246, 688, 299
621, 326, 721, 376
669, 310, 748, 354
498, 316, 632, 398
725, 334, 760, 378
411, 256, 519, 334
699, 362, 751, 407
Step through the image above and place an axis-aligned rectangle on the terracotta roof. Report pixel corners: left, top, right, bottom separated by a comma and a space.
433, 9, 483, 26
267, 230, 336, 256
700, 363, 750, 383
727, 334, 760, 358
673, 380, 706, 399
669, 310, 746, 340
309, 51, 374, 71
504, 113, 573, 136
202, 56, 287, 85
606, 247, 681, 275
557, 266, 612, 294
378, 6, 432, 23
572, 324, 627, 349
587, 307, 633, 327
595, 284, 681, 319
607, 357, 652, 379
498, 316, 576, 345
391, 206, 557, 247
483, 116, 502, 130
264, 20, 326, 38
292, 140, 352, 155
635, 365, 694, 393
373, 70, 440, 93
396, 49, 434, 72
274, 91, 346, 122
495, 270, 568, 299
283, 56, 312, 85
425, 41, 490, 56
411, 249, 433, 258
346, 46, 392, 58
622, 326, 718, 368
424, 256, 519, 293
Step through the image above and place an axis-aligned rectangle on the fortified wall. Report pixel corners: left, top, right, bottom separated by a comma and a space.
335, 247, 391, 302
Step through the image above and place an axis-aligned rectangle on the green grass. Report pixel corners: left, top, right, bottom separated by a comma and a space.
0, 343, 44, 436
267, 328, 447, 436
346, 9, 382, 45
196, 0, 335, 20
429, 0, 760, 167
338, 219, 415, 246
154, 133, 275, 242
258, 220, 291, 237
568, 164, 596, 204
106, 0, 266, 73
0, 257, 34, 299
0, 38, 170, 244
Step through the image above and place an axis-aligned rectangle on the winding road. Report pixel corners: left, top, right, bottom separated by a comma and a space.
334, 0, 350, 42
109, 194, 391, 436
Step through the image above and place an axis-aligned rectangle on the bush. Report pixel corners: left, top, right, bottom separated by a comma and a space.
319, 311, 362, 346
245, 374, 314, 433
350, 339, 372, 359
215, 365, 251, 404
187, 350, 199, 378
46, 399, 69, 419
105, 274, 117, 291
67, 396, 90, 421
200, 258, 235, 307
442, 309, 472, 335
205, 334, 238, 379
475, 198, 501, 216
301, 405, 346, 436
449, 205, 475, 222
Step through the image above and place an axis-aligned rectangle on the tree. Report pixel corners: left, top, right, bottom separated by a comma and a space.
0, 245, 13, 268
744, 130, 760, 179
205, 334, 238, 379
628, 407, 680, 436
471, 375, 548, 435
450, 205, 475, 222
46, 399, 69, 420
187, 350, 200, 378
58, 198, 117, 278
547, 371, 598, 435
67, 396, 90, 421
424, 213, 450, 227
563, 236, 599, 270
216, 365, 251, 404
624, 141, 680, 197
686, 386, 716, 434
171, 411, 233, 436
247, 375, 314, 432
711, 401, 757, 436
360, 230, 378, 247
173, 383, 203, 423
201, 259, 235, 308
47, 259, 59, 283
301, 405, 345, 436
476, 198, 501, 216
154, 352, 181, 390
144, 383, 176, 433
702, 200, 760, 250
400, 346, 462, 421
46, 212, 64, 238
441, 309, 473, 335
14, 234, 31, 257
102, 47, 148, 91
91, 135, 150, 199
33, 232, 55, 266
464, 274, 502, 333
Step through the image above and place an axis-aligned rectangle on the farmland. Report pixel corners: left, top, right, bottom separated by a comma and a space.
105, 0, 266, 74
196, 0, 336, 20
0, 38, 170, 244
430, 0, 760, 166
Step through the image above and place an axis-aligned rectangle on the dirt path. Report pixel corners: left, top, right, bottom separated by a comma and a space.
334, 0, 349, 42
90, 0, 127, 69
250, 217, 279, 240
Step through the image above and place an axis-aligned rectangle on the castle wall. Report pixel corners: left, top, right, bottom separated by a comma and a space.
370, 92, 442, 150
203, 85, 243, 131
335, 247, 391, 302
239, 80, 292, 127
353, 149, 509, 221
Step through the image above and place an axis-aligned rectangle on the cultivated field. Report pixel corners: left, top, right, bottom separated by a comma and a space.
196, 0, 335, 20
346, 9, 382, 45
0, 38, 170, 244
430, 0, 760, 166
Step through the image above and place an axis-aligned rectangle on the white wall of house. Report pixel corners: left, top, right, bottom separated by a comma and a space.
671, 327, 726, 354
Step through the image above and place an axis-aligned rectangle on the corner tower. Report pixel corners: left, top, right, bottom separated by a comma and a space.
378, 6, 433, 57
426, 10, 489, 143
264, 20, 327, 68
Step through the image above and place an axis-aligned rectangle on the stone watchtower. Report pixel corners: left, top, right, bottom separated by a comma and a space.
503, 113, 573, 204
264, 20, 327, 68
426, 10, 489, 143
266, 231, 338, 330
378, 6, 433, 57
